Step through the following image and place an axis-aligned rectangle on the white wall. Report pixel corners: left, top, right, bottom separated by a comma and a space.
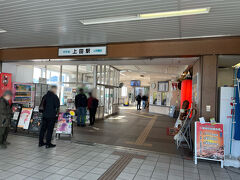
2, 63, 34, 83
218, 68, 234, 87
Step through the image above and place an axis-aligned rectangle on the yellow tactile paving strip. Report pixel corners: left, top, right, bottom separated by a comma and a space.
125, 112, 153, 119
126, 115, 158, 147
98, 151, 146, 180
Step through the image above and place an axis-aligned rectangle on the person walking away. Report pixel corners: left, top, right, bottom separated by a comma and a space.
75, 88, 87, 127
142, 95, 147, 109
39, 85, 60, 148
136, 94, 142, 110
87, 92, 99, 126
0, 90, 13, 149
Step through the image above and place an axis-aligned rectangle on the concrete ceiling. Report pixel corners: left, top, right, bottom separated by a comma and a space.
116, 64, 188, 82
218, 55, 240, 68
1, 0, 240, 48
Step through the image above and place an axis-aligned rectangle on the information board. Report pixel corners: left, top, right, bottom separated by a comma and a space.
195, 122, 224, 168
29, 112, 42, 132
58, 46, 107, 56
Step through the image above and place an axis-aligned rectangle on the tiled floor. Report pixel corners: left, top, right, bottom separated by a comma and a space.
0, 135, 239, 180
71, 108, 188, 155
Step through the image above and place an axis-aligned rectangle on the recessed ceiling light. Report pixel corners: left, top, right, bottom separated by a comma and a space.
80, 15, 138, 25
80, 7, 210, 25
0, 29, 7, 33
139, 7, 210, 19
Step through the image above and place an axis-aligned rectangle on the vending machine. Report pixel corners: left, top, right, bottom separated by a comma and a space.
0, 73, 12, 97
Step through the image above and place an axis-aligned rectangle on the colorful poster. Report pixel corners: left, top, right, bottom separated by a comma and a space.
11, 103, 22, 128
192, 73, 199, 105
29, 112, 42, 132
56, 113, 72, 135
18, 108, 33, 129
195, 122, 224, 160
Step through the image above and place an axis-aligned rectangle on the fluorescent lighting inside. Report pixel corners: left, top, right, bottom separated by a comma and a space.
139, 7, 210, 19
0, 29, 7, 33
80, 15, 138, 25
80, 7, 210, 25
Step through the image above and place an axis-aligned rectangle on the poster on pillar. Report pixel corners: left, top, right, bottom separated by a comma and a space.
195, 122, 224, 161
192, 73, 199, 105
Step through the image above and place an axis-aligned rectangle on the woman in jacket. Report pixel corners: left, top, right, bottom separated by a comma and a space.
0, 90, 13, 148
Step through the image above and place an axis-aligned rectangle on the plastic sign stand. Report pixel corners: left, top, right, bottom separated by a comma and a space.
194, 122, 224, 168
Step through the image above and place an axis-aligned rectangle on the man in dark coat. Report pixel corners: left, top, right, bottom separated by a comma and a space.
0, 90, 13, 149
75, 88, 87, 127
39, 85, 60, 148
136, 94, 142, 110
142, 95, 148, 109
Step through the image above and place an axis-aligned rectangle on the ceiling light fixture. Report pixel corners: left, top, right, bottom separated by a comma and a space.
80, 15, 138, 25
0, 29, 7, 33
80, 7, 210, 25
139, 7, 210, 19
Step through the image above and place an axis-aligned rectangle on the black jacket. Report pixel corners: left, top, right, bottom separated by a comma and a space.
75, 93, 87, 108
0, 97, 12, 127
136, 95, 142, 102
42, 91, 60, 118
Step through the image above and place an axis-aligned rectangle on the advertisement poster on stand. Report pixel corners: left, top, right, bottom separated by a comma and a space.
195, 122, 224, 164
11, 103, 22, 128
56, 113, 72, 135
29, 111, 42, 132
18, 108, 33, 129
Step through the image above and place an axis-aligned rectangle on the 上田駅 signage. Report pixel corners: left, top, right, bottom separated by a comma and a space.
58, 46, 107, 56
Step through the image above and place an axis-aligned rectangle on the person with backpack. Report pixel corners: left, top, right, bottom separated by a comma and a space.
75, 88, 87, 127
136, 94, 142, 110
39, 85, 60, 148
87, 92, 99, 126
142, 95, 148, 109
0, 90, 13, 149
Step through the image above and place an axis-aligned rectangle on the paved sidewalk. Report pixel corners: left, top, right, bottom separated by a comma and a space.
0, 135, 239, 180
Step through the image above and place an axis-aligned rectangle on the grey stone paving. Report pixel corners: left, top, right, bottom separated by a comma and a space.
0, 135, 239, 180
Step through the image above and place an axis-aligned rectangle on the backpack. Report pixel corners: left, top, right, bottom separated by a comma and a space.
39, 95, 46, 113
92, 98, 99, 109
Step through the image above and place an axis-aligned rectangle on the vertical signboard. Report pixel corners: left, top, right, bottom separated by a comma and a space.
195, 122, 224, 168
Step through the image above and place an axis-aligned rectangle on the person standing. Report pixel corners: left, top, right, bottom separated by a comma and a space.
75, 88, 87, 127
87, 92, 99, 126
39, 85, 60, 148
142, 95, 147, 109
0, 90, 13, 149
136, 94, 142, 110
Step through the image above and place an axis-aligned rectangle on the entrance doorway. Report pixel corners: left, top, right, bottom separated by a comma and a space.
104, 87, 114, 116
1, 57, 198, 155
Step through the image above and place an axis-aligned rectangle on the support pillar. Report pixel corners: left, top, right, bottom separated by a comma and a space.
200, 55, 218, 120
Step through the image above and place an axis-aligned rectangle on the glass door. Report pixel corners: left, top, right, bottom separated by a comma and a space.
109, 88, 114, 114
104, 87, 114, 116
104, 88, 110, 116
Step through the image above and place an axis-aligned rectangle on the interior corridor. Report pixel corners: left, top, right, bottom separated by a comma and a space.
71, 107, 189, 156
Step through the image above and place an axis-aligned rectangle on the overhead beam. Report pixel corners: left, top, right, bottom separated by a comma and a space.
1, 36, 240, 61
